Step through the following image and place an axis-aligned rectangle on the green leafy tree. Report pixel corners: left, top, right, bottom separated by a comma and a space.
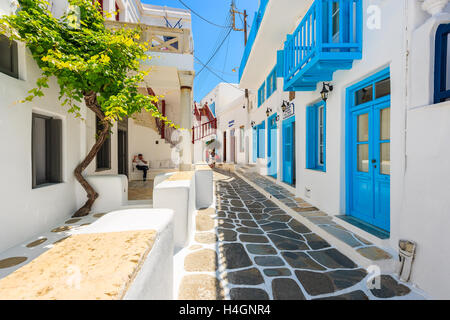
1, 0, 177, 217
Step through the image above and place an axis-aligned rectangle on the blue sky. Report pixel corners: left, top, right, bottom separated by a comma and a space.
142, 0, 259, 101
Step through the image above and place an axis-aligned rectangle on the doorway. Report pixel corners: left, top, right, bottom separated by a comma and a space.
117, 118, 128, 177
223, 131, 227, 162
346, 68, 391, 232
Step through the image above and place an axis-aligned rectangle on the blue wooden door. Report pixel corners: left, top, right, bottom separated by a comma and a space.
282, 119, 294, 185
349, 102, 390, 231
267, 114, 278, 178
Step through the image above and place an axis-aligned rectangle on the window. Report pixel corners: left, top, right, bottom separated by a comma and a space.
32, 114, 63, 188
0, 34, 18, 78
96, 117, 111, 170
306, 101, 326, 171
332, 2, 340, 42
434, 23, 450, 103
239, 126, 245, 153
257, 121, 265, 158
258, 82, 266, 107
266, 67, 277, 99
355, 76, 390, 106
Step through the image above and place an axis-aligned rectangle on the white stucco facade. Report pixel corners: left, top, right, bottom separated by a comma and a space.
232, 0, 450, 298
0, 0, 195, 253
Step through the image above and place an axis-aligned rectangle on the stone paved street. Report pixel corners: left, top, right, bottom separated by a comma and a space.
177, 169, 424, 300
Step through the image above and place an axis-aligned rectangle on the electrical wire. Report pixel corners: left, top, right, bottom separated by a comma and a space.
177, 0, 230, 28
195, 27, 232, 78
194, 56, 243, 92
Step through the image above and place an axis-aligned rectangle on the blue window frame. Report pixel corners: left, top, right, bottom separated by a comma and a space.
258, 82, 266, 107
266, 67, 277, 99
257, 121, 266, 158
306, 101, 326, 172
434, 24, 450, 104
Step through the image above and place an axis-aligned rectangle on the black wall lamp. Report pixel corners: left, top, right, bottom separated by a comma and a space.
320, 82, 334, 102
266, 107, 273, 117
276, 115, 280, 122
281, 100, 289, 112
251, 121, 256, 127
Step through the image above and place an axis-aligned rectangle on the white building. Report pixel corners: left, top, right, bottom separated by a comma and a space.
0, 0, 195, 252
197, 83, 248, 164
236, 0, 450, 298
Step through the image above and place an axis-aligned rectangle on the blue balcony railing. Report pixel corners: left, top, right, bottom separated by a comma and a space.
281, 0, 362, 91
239, 0, 269, 81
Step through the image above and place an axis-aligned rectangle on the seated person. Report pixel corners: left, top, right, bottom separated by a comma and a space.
133, 154, 149, 181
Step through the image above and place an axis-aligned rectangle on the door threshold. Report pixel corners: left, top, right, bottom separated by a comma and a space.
335, 215, 390, 240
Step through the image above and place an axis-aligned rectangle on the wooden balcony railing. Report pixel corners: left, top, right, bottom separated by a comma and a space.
104, 21, 193, 54
192, 119, 217, 144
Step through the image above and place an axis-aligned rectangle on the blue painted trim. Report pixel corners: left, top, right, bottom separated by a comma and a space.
239, 0, 269, 81
306, 100, 326, 172
434, 23, 450, 104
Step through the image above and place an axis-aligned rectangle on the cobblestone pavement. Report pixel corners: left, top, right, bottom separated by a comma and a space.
236, 166, 392, 260
178, 170, 424, 300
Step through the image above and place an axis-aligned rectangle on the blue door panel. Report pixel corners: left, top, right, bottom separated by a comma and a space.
346, 69, 391, 232
268, 114, 277, 178
282, 117, 295, 185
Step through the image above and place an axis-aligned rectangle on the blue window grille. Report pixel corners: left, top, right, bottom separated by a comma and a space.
306, 101, 326, 171
258, 82, 266, 107
434, 23, 450, 104
266, 67, 277, 99
257, 121, 266, 158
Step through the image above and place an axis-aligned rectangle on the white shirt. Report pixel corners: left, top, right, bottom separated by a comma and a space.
134, 159, 147, 166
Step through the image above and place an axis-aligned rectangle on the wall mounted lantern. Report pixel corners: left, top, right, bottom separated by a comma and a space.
251, 121, 256, 127
266, 107, 273, 117
276, 115, 280, 122
281, 100, 289, 112
320, 82, 334, 102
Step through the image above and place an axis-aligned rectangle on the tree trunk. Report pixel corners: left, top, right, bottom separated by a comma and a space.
72, 91, 110, 217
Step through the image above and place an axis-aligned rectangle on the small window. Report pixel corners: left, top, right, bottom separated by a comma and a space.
239, 126, 245, 153
258, 82, 266, 107
0, 34, 19, 79
32, 114, 63, 188
434, 24, 450, 103
355, 85, 373, 105
96, 117, 111, 170
266, 67, 277, 99
306, 101, 326, 171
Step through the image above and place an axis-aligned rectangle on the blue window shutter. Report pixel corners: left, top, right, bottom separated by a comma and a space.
277, 50, 284, 78
261, 120, 265, 157
434, 24, 450, 104
306, 106, 316, 169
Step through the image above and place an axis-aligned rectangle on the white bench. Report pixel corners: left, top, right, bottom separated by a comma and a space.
0, 208, 175, 300
152, 172, 196, 249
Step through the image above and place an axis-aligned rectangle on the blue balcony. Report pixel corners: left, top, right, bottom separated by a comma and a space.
239, 0, 269, 81
280, 0, 362, 92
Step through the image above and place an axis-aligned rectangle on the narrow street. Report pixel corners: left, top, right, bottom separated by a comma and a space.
176, 169, 423, 300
